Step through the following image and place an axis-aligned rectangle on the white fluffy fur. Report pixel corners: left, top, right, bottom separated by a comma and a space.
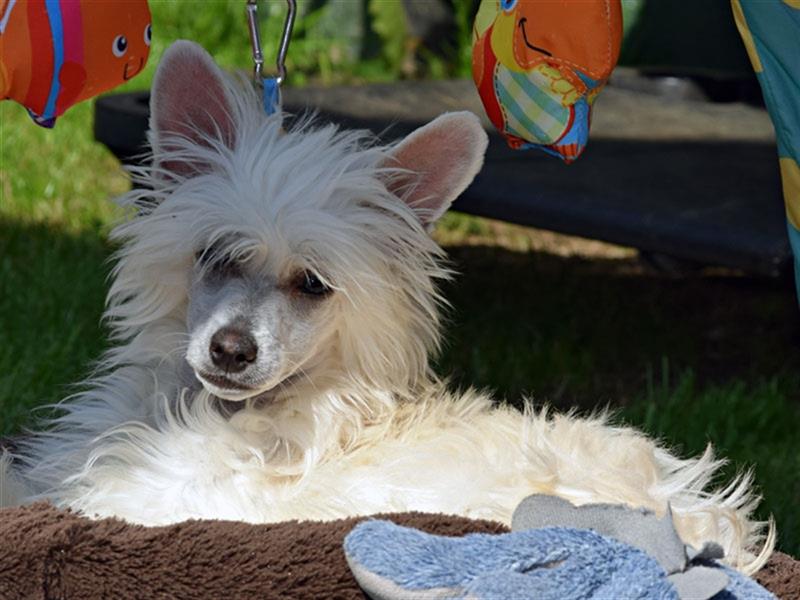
0, 41, 773, 575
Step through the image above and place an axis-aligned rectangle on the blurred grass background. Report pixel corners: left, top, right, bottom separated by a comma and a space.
1, 0, 798, 555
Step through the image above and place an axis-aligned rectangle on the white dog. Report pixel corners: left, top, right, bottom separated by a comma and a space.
1, 41, 772, 573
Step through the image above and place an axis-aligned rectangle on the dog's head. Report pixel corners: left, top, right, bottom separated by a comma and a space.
111, 41, 487, 403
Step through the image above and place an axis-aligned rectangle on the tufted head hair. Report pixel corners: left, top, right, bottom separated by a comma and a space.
108, 41, 488, 406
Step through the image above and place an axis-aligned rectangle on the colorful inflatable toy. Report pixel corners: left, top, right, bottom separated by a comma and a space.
472, 0, 622, 163
0, 0, 151, 127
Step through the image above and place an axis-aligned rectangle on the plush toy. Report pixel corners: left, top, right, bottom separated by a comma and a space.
472, 0, 622, 163
0, 0, 151, 127
344, 495, 775, 600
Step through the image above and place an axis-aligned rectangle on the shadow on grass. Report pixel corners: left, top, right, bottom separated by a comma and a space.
0, 219, 113, 436
1, 219, 798, 553
6, 221, 797, 419
437, 244, 800, 408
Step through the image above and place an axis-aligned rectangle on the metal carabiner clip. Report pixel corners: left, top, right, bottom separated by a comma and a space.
246, 0, 297, 88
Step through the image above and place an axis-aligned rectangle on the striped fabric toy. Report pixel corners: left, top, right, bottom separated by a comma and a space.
472, 0, 622, 163
0, 0, 151, 127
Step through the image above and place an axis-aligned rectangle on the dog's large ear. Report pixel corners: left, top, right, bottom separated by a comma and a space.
149, 40, 236, 177
384, 112, 488, 230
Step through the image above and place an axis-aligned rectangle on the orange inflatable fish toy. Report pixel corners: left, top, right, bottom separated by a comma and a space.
0, 0, 151, 127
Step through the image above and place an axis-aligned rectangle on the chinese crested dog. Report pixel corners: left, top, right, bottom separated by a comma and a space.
1, 41, 772, 573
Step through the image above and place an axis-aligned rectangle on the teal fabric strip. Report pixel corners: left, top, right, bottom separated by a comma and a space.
737, 1, 800, 297
738, 2, 800, 160
788, 221, 800, 293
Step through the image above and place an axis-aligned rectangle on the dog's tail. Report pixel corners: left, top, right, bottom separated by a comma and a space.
0, 450, 27, 507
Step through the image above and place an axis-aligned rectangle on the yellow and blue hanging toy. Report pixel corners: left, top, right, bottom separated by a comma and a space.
472, 0, 622, 163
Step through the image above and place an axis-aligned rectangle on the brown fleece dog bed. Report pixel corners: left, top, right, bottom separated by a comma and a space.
0, 502, 796, 600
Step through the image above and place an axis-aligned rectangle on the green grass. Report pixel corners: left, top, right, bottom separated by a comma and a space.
1, 0, 799, 558
622, 372, 800, 552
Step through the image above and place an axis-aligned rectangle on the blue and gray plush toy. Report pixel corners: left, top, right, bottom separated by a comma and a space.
344, 495, 774, 600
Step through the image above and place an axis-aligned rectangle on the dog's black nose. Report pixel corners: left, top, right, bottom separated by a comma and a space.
209, 327, 258, 373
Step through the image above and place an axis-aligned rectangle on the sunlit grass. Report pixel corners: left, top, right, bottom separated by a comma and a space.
1, 102, 128, 231
622, 372, 800, 555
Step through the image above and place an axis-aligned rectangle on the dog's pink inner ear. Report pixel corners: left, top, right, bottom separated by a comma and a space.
384, 112, 488, 230
150, 41, 236, 177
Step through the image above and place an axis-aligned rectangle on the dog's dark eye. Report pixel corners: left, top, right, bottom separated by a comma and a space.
298, 271, 330, 296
